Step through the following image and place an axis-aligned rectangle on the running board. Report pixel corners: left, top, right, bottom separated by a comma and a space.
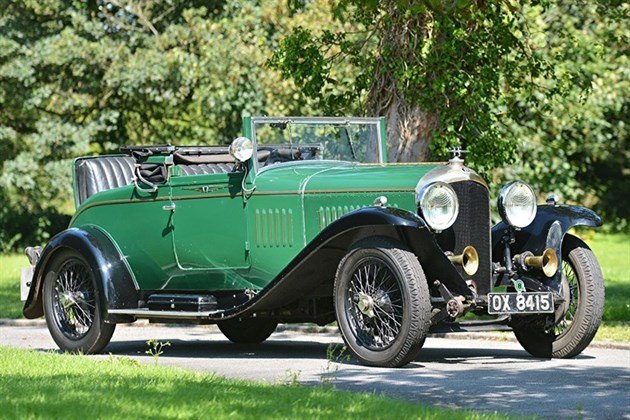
108, 308, 221, 320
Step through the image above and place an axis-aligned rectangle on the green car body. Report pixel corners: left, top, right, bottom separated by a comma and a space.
21, 116, 606, 367
70, 160, 435, 292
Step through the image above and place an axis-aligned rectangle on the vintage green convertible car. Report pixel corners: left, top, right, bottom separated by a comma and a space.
21, 116, 604, 367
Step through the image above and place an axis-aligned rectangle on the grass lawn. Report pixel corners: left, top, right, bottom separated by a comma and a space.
0, 347, 507, 420
594, 322, 629, 342
0, 253, 25, 319
1, 232, 627, 340
586, 232, 630, 322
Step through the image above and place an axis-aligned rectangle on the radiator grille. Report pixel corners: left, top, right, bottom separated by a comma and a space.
436, 181, 492, 295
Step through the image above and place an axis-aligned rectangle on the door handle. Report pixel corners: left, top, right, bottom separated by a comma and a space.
162, 203, 176, 212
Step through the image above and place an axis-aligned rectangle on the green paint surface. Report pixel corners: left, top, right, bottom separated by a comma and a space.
70, 161, 439, 292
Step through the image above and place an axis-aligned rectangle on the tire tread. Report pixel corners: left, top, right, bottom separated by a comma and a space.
42, 249, 115, 354
334, 237, 431, 368
513, 234, 604, 358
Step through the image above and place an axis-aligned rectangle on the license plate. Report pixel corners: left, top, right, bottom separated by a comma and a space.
487, 292, 554, 314
20, 267, 33, 301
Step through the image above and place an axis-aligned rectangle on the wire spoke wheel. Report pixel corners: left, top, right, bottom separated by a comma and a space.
52, 258, 96, 339
512, 234, 604, 359
43, 249, 115, 354
549, 261, 580, 338
334, 237, 431, 368
346, 258, 404, 350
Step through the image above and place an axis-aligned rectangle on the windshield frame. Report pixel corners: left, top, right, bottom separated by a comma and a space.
245, 116, 387, 174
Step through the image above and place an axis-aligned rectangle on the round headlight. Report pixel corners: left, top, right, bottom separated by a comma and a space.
418, 182, 459, 231
229, 137, 254, 162
498, 181, 537, 228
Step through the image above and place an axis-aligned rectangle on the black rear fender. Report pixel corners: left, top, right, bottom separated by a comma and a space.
23, 226, 138, 322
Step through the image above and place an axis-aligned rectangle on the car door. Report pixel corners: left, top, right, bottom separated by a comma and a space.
72, 154, 179, 292
168, 170, 251, 290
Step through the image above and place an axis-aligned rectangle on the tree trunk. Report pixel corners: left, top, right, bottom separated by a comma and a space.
369, 94, 437, 163
366, 3, 438, 163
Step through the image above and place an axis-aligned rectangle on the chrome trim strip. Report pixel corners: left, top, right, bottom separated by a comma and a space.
108, 309, 220, 319
250, 116, 382, 124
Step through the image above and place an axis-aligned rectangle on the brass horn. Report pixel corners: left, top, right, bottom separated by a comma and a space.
516, 248, 559, 278
448, 245, 479, 276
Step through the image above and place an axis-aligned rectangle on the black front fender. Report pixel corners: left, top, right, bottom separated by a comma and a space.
306, 206, 470, 296
213, 206, 470, 320
492, 204, 602, 286
23, 226, 138, 321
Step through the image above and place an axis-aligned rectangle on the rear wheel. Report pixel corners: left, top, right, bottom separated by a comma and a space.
218, 317, 278, 344
334, 237, 431, 368
42, 249, 115, 353
513, 234, 604, 358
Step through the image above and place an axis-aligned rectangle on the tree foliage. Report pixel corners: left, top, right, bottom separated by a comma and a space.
270, 0, 561, 166
0, 0, 627, 251
497, 2, 629, 226
0, 0, 337, 250
271, 0, 628, 226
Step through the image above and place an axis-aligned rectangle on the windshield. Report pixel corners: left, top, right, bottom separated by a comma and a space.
251, 117, 384, 170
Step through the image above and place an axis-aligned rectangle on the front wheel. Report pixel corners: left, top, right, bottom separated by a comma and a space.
513, 234, 605, 358
334, 237, 431, 368
42, 249, 115, 353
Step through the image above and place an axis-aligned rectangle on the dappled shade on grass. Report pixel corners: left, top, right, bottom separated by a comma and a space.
0, 347, 506, 419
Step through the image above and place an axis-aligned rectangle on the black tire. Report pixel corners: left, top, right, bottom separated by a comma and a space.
334, 237, 431, 368
42, 249, 115, 353
218, 317, 278, 344
513, 234, 604, 358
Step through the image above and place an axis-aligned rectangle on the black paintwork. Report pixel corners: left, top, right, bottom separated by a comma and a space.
23, 226, 138, 321
208, 206, 472, 320
491, 204, 602, 290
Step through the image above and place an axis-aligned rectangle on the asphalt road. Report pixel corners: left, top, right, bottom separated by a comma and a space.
1, 323, 629, 418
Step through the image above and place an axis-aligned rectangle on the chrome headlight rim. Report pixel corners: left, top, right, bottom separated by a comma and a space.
498, 180, 537, 229
418, 181, 459, 232
229, 136, 254, 162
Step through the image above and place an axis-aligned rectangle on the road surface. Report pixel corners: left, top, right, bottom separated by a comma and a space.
1, 323, 628, 418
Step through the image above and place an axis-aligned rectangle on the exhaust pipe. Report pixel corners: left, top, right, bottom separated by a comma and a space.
448, 245, 479, 276
514, 248, 558, 278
